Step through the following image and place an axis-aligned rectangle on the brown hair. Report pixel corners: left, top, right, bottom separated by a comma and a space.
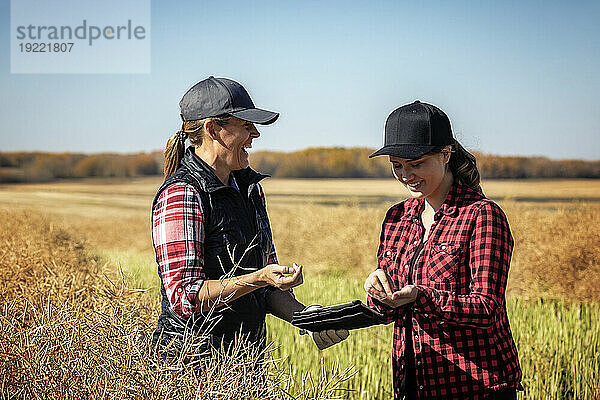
429, 139, 481, 192
163, 116, 230, 179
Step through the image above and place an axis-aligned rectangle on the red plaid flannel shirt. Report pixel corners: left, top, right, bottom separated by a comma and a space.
367, 179, 522, 399
152, 180, 278, 318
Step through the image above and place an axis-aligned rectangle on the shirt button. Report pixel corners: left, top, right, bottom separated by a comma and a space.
177, 288, 182, 293
441, 245, 446, 250
424, 314, 428, 318
400, 364, 404, 370
419, 385, 424, 390
413, 239, 418, 244
385, 250, 391, 256
405, 264, 410, 270
414, 334, 419, 339
417, 361, 421, 366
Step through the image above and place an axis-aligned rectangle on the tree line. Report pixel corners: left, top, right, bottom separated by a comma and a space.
1, 148, 598, 183
0, 152, 162, 183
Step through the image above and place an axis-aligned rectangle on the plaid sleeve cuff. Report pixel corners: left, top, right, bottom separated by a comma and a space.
414, 285, 436, 314
366, 295, 397, 323
413, 284, 499, 328
267, 247, 278, 265
179, 277, 205, 317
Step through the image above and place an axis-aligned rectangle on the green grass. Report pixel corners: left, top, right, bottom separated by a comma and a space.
95, 249, 160, 293
510, 298, 600, 399
265, 274, 600, 400
105, 249, 600, 399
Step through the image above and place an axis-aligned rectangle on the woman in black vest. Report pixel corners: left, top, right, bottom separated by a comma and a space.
152, 76, 348, 356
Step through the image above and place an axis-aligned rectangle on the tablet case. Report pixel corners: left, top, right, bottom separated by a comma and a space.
291, 300, 385, 331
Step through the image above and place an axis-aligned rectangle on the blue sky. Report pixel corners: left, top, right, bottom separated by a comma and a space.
1, 0, 599, 160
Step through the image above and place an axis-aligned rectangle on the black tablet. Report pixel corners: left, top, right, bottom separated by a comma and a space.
291, 300, 385, 331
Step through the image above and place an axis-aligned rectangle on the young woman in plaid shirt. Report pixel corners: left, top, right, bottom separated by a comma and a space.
365, 101, 522, 400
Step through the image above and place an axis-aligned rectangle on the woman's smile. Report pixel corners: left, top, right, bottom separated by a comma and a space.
216, 117, 260, 173
405, 179, 424, 192
237, 137, 256, 168
241, 141, 252, 157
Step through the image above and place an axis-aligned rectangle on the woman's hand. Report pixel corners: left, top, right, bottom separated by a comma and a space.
259, 263, 303, 291
364, 269, 418, 308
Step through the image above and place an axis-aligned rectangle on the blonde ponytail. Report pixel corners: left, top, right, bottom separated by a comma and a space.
163, 127, 187, 180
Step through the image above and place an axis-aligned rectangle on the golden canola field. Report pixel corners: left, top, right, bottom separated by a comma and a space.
1, 177, 599, 399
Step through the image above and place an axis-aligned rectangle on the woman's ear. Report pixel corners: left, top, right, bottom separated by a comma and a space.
443, 145, 452, 164
204, 119, 218, 140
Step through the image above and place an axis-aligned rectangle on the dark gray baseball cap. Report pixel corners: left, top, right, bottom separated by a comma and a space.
369, 101, 454, 159
179, 76, 279, 125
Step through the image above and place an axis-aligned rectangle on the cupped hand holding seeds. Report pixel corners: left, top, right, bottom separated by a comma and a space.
364, 269, 418, 308
259, 262, 303, 291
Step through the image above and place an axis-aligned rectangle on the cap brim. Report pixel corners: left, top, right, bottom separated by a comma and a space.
229, 108, 279, 125
369, 144, 436, 159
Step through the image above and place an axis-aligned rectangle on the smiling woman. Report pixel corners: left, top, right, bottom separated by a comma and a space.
365, 101, 522, 400
152, 77, 349, 360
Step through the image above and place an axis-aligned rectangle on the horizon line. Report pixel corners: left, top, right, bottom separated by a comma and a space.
1, 146, 598, 163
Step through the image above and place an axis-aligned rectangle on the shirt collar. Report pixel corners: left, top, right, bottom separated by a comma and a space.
439, 178, 461, 216
440, 178, 485, 215
401, 198, 423, 221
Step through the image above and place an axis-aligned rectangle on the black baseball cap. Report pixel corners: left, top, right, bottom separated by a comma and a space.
369, 100, 454, 159
179, 76, 279, 125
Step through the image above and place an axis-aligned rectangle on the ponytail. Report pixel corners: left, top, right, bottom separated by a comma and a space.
163, 125, 187, 180
448, 139, 481, 192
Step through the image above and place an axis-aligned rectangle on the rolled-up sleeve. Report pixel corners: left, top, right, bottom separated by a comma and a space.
152, 183, 205, 318
366, 294, 400, 324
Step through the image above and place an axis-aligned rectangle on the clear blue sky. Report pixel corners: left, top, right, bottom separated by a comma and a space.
1, 0, 599, 160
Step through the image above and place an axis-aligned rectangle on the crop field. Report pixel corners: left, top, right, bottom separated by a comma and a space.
1, 177, 599, 399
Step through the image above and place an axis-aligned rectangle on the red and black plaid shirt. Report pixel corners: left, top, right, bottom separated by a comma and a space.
367, 179, 522, 399
152, 178, 277, 318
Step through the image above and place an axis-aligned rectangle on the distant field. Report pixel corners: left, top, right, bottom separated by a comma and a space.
1, 177, 599, 286
1, 177, 600, 398
2, 176, 600, 208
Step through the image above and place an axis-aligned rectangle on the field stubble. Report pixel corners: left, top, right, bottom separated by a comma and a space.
0, 211, 356, 399
1, 177, 600, 398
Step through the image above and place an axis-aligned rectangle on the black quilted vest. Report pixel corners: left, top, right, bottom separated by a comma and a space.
151, 147, 274, 351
